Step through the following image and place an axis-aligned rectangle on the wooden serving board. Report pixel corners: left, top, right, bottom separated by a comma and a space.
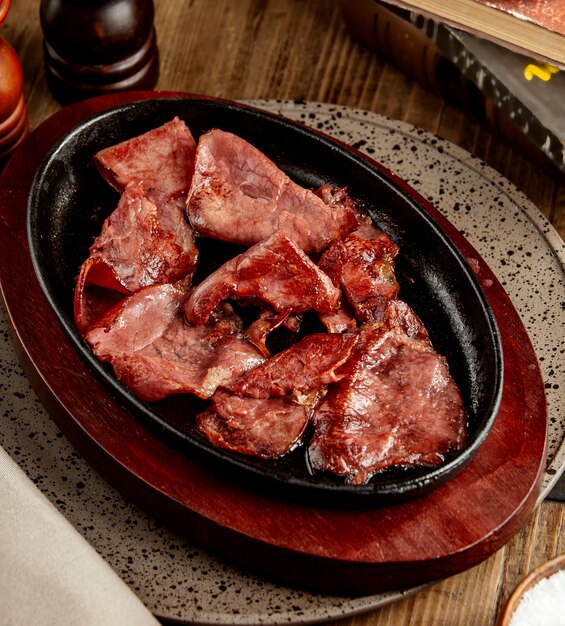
0, 91, 547, 595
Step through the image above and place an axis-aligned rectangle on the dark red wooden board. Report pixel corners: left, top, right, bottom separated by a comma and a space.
0, 91, 548, 596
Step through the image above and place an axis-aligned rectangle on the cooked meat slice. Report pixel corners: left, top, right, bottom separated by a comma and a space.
196, 333, 357, 459
74, 183, 198, 333
82, 182, 198, 293
316, 185, 387, 241
383, 299, 429, 341
315, 184, 357, 210
85, 284, 265, 402
94, 117, 197, 199
196, 389, 320, 459
185, 231, 340, 325
318, 298, 358, 334
228, 333, 358, 398
74, 262, 128, 334
319, 307, 358, 334
353, 213, 387, 240
186, 129, 358, 253
246, 308, 301, 357
308, 327, 467, 484
319, 230, 399, 324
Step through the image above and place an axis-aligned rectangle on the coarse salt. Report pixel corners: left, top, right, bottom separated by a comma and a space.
509, 568, 565, 626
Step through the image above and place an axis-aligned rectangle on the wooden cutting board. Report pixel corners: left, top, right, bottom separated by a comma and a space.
0, 91, 547, 596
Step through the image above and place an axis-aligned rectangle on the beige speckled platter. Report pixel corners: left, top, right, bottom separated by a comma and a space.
0, 100, 563, 624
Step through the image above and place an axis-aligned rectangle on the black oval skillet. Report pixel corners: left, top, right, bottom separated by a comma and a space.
27, 96, 503, 506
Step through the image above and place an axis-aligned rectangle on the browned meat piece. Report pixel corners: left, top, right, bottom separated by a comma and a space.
74, 268, 127, 335
74, 182, 199, 333
382, 299, 429, 341
196, 332, 357, 459
85, 284, 265, 402
94, 117, 197, 199
353, 213, 387, 240
319, 230, 400, 324
308, 327, 467, 484
228, 332, 358, 398
186, 129, 358, 253
185, 231, 340, 325
315, 184, 357, 210
74, 186, 198, 333
318, 299, 358, 334
196, 389, 320, 459
318, 277, 427, 339
246, 308, 301, 357
89, 183, 197, 291
316, 185, 387, 241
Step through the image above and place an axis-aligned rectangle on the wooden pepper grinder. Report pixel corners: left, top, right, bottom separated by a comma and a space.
0, 0, 29, 167
40, 0, 159, 104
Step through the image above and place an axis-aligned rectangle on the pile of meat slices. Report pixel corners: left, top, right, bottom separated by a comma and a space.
73, 116, 467, 486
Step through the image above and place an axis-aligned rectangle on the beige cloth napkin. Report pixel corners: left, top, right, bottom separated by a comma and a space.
0, 445, 160, 625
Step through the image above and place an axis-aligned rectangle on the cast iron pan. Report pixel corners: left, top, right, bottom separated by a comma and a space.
27, 96, 503, 506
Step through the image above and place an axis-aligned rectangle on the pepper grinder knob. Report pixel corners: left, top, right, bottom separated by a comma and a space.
40, 0, 159, 104
0, 0, 29, 166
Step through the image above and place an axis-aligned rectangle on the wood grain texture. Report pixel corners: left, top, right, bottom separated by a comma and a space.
1, 0, 564, 624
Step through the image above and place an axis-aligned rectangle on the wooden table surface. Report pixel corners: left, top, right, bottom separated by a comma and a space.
2, 1, 564, 625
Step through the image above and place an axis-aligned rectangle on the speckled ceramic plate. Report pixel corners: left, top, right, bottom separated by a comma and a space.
1, 100, 563, 624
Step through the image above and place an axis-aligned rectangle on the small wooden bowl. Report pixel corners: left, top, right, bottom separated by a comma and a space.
497, 553, 565, 625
